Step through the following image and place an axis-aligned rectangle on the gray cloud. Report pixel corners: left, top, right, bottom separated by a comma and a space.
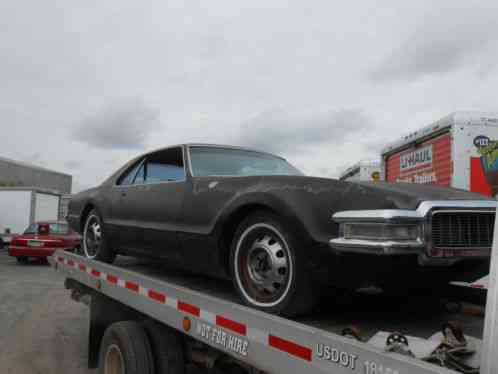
237, 108, 374, 154
64, 160, 82, 169
1, 1, 498, 191
73, 99, 160, 150
369, 5, 498, 82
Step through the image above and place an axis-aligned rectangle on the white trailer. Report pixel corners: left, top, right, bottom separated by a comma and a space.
339, 160, 382, 182
0, 187, 61, 248
51, 219, 498, 374
382, 111, 498, 196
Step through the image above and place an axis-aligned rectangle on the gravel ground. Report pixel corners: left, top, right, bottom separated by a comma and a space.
0, 251, 95, 374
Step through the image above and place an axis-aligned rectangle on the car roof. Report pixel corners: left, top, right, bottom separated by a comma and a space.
154, 143, 286, 161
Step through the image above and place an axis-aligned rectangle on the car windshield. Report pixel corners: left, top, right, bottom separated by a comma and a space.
24, 223, 70, 235
189, 147, 303, 177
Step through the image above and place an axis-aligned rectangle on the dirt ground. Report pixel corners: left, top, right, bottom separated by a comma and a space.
0, 251, 95, 374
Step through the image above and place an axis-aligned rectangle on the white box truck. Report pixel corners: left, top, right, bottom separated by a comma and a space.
382, 111, 498, 196
0, 187, 61, 248
339, 160, 382, 182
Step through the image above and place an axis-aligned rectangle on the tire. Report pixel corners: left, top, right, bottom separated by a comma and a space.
83, 209, 116, 263
16, 256, 28, 264
98, 321, 154, 374
142, 320, 184, 374
230, 211, 316, 317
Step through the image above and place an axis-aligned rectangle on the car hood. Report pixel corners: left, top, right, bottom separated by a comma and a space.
257, 175, 493, 211
354, 181, 493, 210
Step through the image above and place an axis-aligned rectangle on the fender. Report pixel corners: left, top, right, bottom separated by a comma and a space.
212, 191, 315, 244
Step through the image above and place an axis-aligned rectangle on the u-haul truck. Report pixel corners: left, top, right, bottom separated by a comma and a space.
382, 111, 498, 196
339, 160, 382, 182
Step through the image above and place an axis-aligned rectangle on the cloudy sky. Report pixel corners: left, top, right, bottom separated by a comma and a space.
1, 0, 497, 192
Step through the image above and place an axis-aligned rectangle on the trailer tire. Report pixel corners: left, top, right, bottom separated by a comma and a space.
98, 321, 154, 374
83, 209, 116, 263
143, 320, 185, 374
0, 239, 4, 250
16, 256, 28, 264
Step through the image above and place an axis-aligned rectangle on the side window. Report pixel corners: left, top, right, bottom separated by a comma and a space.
117, 159, 143, 185
145, 147, 185, 183
134, 164, 146, 184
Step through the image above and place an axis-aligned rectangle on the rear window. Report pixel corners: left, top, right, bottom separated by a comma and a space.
24, 223, 70, 235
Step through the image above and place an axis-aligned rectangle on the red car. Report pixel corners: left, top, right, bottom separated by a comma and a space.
8, 221, 81, 263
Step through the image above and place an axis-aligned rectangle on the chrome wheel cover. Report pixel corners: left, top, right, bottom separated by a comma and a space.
234, 223, 293, 307
83, 214, 102, 259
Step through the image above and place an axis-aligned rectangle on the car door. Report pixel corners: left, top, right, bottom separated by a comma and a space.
113, 147, 186, 260
106, 157, 146, 250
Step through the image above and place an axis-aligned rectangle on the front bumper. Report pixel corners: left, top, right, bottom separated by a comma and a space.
330, 200, 496, 266
329, 237, 490, 267
329, 237, 423, 255
8, 246, 74, 258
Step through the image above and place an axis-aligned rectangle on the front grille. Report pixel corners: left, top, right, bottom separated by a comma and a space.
431, 211, 495, 249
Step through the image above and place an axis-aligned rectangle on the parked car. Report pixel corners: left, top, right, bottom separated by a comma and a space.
67, 144, 495, 316
8, 221, 81, 263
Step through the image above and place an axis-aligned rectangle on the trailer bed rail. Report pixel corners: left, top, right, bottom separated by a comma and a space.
52, 251, 485, 374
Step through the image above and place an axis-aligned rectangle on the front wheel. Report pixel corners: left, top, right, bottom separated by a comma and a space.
83, 209, 116, 263
230, 212, 316, 317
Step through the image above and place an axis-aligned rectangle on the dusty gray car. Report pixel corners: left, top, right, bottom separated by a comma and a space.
67, 144, 495, 316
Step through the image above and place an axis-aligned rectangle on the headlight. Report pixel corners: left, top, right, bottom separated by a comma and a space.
342, 223, 422, 241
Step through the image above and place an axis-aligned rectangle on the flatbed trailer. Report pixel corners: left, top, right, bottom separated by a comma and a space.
51, 247, 498, 374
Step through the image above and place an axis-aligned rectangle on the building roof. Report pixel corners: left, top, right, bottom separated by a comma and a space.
0, 155, 71, 178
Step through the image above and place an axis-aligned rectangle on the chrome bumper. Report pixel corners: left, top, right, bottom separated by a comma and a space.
329, 237, 423, 255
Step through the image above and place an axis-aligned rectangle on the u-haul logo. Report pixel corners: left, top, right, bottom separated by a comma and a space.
400, 145, 433, 172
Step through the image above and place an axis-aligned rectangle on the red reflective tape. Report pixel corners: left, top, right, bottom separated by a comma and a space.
471, 284, 485, 289
216, 315, 247, 336
67, 260, 75, 267
79, 263, 86, 271
148, 289, 166, 303
178, 301, 200, 317
106, 274, 118, 284
91, 269, 101, 277
269, 335, 312, 362
125, 281, 139, 292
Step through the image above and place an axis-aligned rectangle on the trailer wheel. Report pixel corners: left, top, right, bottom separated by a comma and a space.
98, 321, 154, 374
83, 209, 116, 263
143, 320, 185, 374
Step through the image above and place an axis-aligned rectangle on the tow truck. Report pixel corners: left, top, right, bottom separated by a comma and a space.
50, 216, 498, 374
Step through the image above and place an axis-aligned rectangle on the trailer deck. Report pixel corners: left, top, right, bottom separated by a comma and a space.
51, 251, 489, 374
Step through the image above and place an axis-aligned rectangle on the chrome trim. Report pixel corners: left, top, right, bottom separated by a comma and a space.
426, 209, 495, 257
333, 210, 421, 222
333, 200, 497, 222
329, 237, 423, 255
416, 200, 497, 216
